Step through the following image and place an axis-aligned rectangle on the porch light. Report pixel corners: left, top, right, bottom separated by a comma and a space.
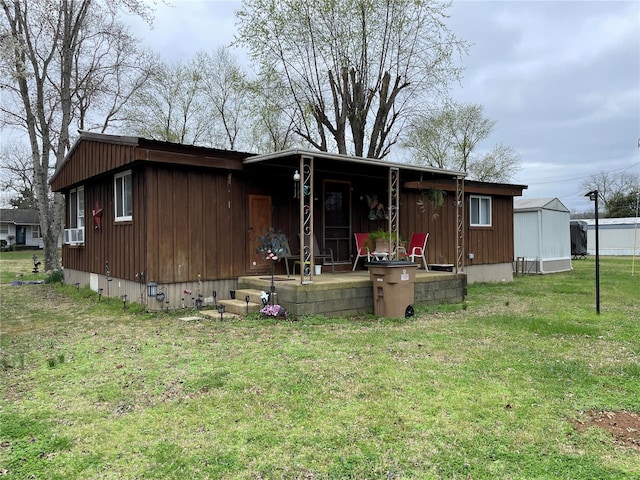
293, 170, 301, 198
585, 190, 600, 315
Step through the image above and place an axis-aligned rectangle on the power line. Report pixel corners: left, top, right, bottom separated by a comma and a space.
524, 161, 639, 186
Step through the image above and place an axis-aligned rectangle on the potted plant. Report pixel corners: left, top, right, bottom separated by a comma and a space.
365, 229, 403, 256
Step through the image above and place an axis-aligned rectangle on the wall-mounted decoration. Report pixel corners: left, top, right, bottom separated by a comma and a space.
366, 195, 388, 220
92, 201, 104, 230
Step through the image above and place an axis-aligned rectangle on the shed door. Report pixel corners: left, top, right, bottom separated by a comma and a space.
248, 194, 271, 270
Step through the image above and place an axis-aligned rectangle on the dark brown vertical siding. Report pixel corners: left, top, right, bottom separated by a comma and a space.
172, 170, 190, 282
466, 195, 514, 265
188, 172, 204, 279
202, 173, 218, 279
398, 190, 457, 265
62, 167, 144, 282
157, 168, 176, 281
52, 141, 136, 191
142, 167, 249, 284
231, 171, 247, 276
145, 168, 159, 282
215, 174, 231, 279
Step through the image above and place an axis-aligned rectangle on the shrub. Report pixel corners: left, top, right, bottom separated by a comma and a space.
45, 269, 64, 284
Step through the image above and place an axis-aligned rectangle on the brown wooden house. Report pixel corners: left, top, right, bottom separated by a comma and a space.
50, 132, 526, 310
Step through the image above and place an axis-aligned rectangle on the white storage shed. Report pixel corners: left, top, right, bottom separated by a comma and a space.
585, 217, 640, 256
514, 198, 572, 274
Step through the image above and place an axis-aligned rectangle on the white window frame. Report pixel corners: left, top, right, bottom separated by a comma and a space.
32, 225, 41, 239
65, 186, 85, 245
114, 170, 133, 222
470, 195, 492, 227
0, 224, 8, 235
69, 186, 85, 229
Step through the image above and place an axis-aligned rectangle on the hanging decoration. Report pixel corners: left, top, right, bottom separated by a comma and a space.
366, 195, 388, 220
92, 201, 104, 231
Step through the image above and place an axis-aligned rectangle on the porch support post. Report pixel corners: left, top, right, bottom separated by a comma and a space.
299, 155, 314, 284
388, 167, 400, 259
455, 175, 465, 273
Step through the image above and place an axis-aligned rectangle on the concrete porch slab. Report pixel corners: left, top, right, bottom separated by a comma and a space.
238, 270, 466, 318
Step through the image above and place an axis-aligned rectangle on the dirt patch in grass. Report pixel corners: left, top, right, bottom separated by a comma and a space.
572, 410, 640, 450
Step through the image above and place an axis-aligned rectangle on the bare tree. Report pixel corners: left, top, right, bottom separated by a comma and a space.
197, 47, 251, 150
403, 108, 452, 169
245, 65, 299, 153
124, 49, 256, 150
446, 103, 495, 172
122, 59, 212, 144
0, 0, 152, 271
236, 0, 466, 159
0, 140, 36, 206
580, 171, 640, 213
468, 143, 520, 182
405, 102, 520, 182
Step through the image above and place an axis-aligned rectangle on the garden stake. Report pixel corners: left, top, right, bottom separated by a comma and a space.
245, 295, 251, 314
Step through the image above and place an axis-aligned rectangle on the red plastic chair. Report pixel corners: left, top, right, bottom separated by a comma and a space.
352, 233, 370, 271
403, 233, 429, 270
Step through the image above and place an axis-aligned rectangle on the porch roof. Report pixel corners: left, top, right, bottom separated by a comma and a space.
243, 149, 465, 181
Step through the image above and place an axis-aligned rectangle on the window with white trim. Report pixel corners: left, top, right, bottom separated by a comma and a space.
65, 186, 85, 245
470, 195, 492, 226
114, 170, 132, 221
0, 224, 8, 235
69, 186, 85, 229
32, 225, 41, 239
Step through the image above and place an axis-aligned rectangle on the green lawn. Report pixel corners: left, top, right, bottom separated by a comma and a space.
1, 255, 638, 479
0, 249, 48, 284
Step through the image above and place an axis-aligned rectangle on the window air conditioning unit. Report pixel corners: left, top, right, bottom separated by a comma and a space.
64, 227, 84, 245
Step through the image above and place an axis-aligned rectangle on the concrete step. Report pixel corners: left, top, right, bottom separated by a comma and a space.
234, 288, 268, 305
217, 298, 262, 316
199, 309, 241, 320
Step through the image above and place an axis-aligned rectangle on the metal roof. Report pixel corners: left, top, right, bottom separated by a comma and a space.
514, 197, 569, 213
243, 149, 466, 178
584, 217, 640, 227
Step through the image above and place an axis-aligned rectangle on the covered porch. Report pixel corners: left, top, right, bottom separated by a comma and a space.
243, 149, 466, 283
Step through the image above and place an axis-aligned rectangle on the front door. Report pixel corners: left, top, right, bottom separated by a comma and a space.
248, 194, 271, 270
16, 226, 26, 245
323, 180, 351, 262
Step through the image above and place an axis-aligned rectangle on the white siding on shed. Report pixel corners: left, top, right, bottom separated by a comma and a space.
514, 198, 572, 274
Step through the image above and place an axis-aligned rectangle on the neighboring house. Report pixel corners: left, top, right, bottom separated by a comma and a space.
50, 132, 526, 309
0, 209, 44, 249
514, 198, 572, 274
585, 217, 640, 256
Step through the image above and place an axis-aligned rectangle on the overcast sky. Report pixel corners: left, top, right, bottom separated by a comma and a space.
123, 1, 639, 213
